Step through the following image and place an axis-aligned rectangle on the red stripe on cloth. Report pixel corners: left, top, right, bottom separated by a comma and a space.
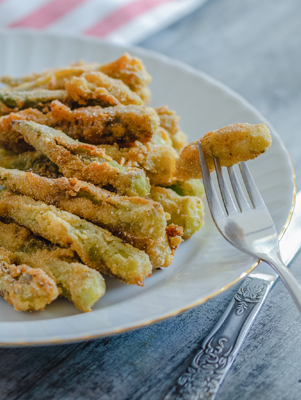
10, 0, 87, 29
85, 0, 174, 37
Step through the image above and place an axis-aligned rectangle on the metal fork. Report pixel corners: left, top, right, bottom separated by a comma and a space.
198, 142, 301, 312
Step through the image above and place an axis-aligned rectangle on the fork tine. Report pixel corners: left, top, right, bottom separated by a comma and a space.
239, 162, 265, 208
198, 142, 224, 219
214, 158, 236, 215
228, 166, 250, 211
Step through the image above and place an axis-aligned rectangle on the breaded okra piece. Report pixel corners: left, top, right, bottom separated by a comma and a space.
0, 151, 61, 178
0, 89, 66, 114
12, 120, 150, 197
99, 53, 152, 102
155, 106, 188, 153
0, 221, 105, 312
149, 186, 204, 240
1, 72, 41, 87
0, 102, 159, 151
11, 64, 101, 91
0, 168, 166, 240
65, 71, 143, 106
0, 191, 152, 286
49, 101, 159, 146
0, 168, 177, 268
99, 142, 178, 186
0, 63, 100, 89
176, 123, 272, 181
151, 127, 173, 146
169, 179, 204, 198
126, 224, 183, 269
0, 247, 58, 312
0, 108, 54, 152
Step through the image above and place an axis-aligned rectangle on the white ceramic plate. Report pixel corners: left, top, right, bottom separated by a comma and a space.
0, 30, 295, 346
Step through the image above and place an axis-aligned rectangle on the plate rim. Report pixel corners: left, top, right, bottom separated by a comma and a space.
0, 29, 296, 346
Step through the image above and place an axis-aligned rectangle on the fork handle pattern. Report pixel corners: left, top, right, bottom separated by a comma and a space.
164, 276, 275, 400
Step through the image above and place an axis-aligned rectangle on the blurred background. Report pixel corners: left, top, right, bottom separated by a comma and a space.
1, 1, 301, 399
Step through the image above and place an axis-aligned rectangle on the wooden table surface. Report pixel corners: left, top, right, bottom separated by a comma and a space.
2, 0, 301, 399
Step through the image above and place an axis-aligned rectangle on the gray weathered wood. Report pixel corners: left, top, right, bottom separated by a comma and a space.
1, 0, 301, 399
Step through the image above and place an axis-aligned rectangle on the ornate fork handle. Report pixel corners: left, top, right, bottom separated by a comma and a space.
165, 275, 276, 400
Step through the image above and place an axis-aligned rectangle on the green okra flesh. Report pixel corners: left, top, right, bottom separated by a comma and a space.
0, 191, 152, 286
12, 120, 150, 197
0, 220, 105, 312
0, 89, 66, 111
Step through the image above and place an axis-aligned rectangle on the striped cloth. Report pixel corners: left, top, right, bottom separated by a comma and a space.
0, 0, 206, 44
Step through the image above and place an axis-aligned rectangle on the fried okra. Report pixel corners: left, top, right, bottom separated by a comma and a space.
48, 101, 159, 146
155, 106, 188, 153
12, 120, 150, 197
0, 102, 159, 152
0, 108, 53, 152
99, 141, 178, 186
0, 89, 67, 115
149, 186, 204, 240
0, 191, 152, 286
0, 63, 101, 90
1, 53, 151, 100
0, 247, 58, 312
0, 221, 105, 312
99, 53, 152, 102
0, 167, 166, 241
0, 150, 61, 178
169, 179, 204, 198
65, 71, 143, 107
176, 123, 272, 180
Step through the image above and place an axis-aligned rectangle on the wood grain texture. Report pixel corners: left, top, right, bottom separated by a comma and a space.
2, 0, 301, 399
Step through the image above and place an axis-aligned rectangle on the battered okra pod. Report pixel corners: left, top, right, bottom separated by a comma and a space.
99, 142, 178, 186
11, 120, 150, 197
149, 186, 204, 240
0, 168, 178, 268
0, 247, 59, 312
0, 167, 166, 240
0, 191, 152, 286
0, 102, 159, 152
0, 89, 67, 114
176, 123, 272, 181
0, 151, 61, 178
65, 71, 143, 106
168, 179, 204, 198
99, 53, 152, 102
7, 64, 101, 91
0, 221, 105, 312
155, 106, 188, 153
1, 53, 151, 95
49, 101, 159, 146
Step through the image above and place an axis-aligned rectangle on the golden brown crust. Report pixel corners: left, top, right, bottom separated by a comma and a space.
176, 123, 272, 180
0, 168, 167, 241
155, 106, 180, 136
12, 120, 150, 197
99, 141, 178, 186
0, 248, 58, 312
0, 221, 105, 312
0, 191, 152, 287
149, 186, 204, 240
99, 53, 152, 96
0, 101, 159, 152
155, 106, 188, 153
50, 101, 159, 146
65, 71, 143, 107
0, 108, 53, 152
